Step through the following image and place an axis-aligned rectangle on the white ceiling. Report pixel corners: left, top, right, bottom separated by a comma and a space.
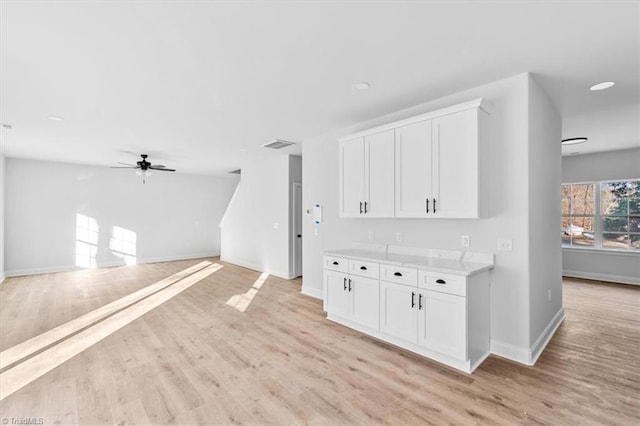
1, 1, 638, 175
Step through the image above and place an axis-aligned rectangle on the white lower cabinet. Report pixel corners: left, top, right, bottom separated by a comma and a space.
324, 256, 490, 373
380, 281, 418, 343
418, 290, 466, 360
324, 261, 379, 332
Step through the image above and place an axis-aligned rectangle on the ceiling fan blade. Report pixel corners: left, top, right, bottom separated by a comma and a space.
153, 164, 166, 168
149, 166, 176, 172
110, 166, 139, 169
117, 162, 137, 166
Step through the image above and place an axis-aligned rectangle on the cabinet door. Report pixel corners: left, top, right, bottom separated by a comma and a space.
432, 109, 478, 218
395, 120, 433, 217
380, 281, 418, 343
418, 290, 467, 360
349, 275, 380, 330
325, 270, 349, 319
365, 130, 395, 217
339, 138, 365, 217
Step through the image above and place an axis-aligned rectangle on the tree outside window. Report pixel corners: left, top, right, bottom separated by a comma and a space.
601, 181, 640, 249
562, 179, 639, 251
561, 184, 595, 247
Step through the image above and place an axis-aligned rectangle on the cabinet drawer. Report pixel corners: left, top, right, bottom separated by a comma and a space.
348, 259, 380, 279
418, 272, 466, 297
324, 256, 349, 273
380, 264, 417, 287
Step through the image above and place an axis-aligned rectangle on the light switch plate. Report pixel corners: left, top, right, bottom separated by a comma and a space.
396, 232, 403, 242
497, 237, 513, 251
368, 231, 375, 241
461, 235, 470, 247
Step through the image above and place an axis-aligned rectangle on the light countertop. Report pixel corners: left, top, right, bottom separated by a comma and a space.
324, 246, 494, 276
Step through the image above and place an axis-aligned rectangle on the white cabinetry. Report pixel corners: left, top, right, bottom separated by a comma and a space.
323, 254, 491, 373
418, 289, 466, 360
339, 98, 490, 218
395, 120, 433, 217
339, 129, 395, 217
396, 107, 484, 218
323, 257, 380, 332
380, 280, 418, 343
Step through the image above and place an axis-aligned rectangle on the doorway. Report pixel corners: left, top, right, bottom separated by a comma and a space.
293, 182, 303, 278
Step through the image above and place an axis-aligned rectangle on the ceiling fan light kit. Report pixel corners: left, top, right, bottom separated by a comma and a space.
110, 154, 176, 184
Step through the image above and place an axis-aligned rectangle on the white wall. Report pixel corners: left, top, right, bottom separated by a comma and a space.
0, 154, 5, 282
5, 158, 237, 276
527, 75, 564, 359
562, 148, 640, 284
220, 154, 297, 279
302, 73, 562, 363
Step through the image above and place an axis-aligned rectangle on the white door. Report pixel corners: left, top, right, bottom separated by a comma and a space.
395, 120, 433, 217
340, 138, 365, 217
365, 130, 395, 217
380, 281, 418, 343
418, 290, 467, 360
349, 275, 380, 330
293, 182, 303, 277
432, 109, 478, 218
325, 270, 349, 318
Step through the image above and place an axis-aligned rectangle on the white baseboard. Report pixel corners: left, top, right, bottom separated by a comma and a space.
300, 285, 323, 300
530, 307, 565, 365
0, 274, 5, 285
490, 339, 531, 365
563, 270, 639, 285
219, 256, 292, 280
4, 252, 221, 278
491, 307, 565, 366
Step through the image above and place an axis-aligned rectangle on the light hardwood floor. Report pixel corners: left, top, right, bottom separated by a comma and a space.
0, 259, 638, 425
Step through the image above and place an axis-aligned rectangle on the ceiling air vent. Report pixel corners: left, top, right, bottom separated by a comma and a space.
229, 169, 241, 175
262, 139, 295, 150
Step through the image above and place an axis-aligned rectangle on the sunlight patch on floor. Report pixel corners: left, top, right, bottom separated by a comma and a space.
226, 272, 269, 313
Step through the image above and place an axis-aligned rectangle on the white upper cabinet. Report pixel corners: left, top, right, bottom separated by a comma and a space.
339, 98, 490, 219
365, 130, 395, 217
395, 120, 433, 217
340, 137, 366, 217
339, 129, 394, 217
431, 108, 480, 218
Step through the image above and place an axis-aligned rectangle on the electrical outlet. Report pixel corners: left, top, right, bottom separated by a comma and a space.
396, 232, 403, 242
314, 228, 318, 236
368, 231, 375, 241
461, 235, 470, 247
497, 237, 513, 251
273, 222, 279, 229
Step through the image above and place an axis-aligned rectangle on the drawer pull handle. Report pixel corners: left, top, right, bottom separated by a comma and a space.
393, 272, 403, 277
348, 279, 352, 292
343, 277, 347, 291
436, 279, 446, 284
411, 292, 416, 308
360, 266, 367, 271
418, 293, 423, 310
332, 261, 339, 265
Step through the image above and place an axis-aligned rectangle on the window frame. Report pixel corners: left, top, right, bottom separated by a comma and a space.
562, 179, 639, 252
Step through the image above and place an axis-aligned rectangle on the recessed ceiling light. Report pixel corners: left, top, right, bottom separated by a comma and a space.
589, 81, 615, 91
48, 116, 64, 121
569, 152, 580, 155
562, 137, 588, 145
353, 82, 371, 91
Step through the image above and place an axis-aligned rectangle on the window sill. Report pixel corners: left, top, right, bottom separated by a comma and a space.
562, 246, 640, 256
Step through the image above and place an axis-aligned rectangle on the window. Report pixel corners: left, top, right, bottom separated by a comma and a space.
601, 181, 640, 249
561, 183, 595, 247
562, 179, 639, 251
